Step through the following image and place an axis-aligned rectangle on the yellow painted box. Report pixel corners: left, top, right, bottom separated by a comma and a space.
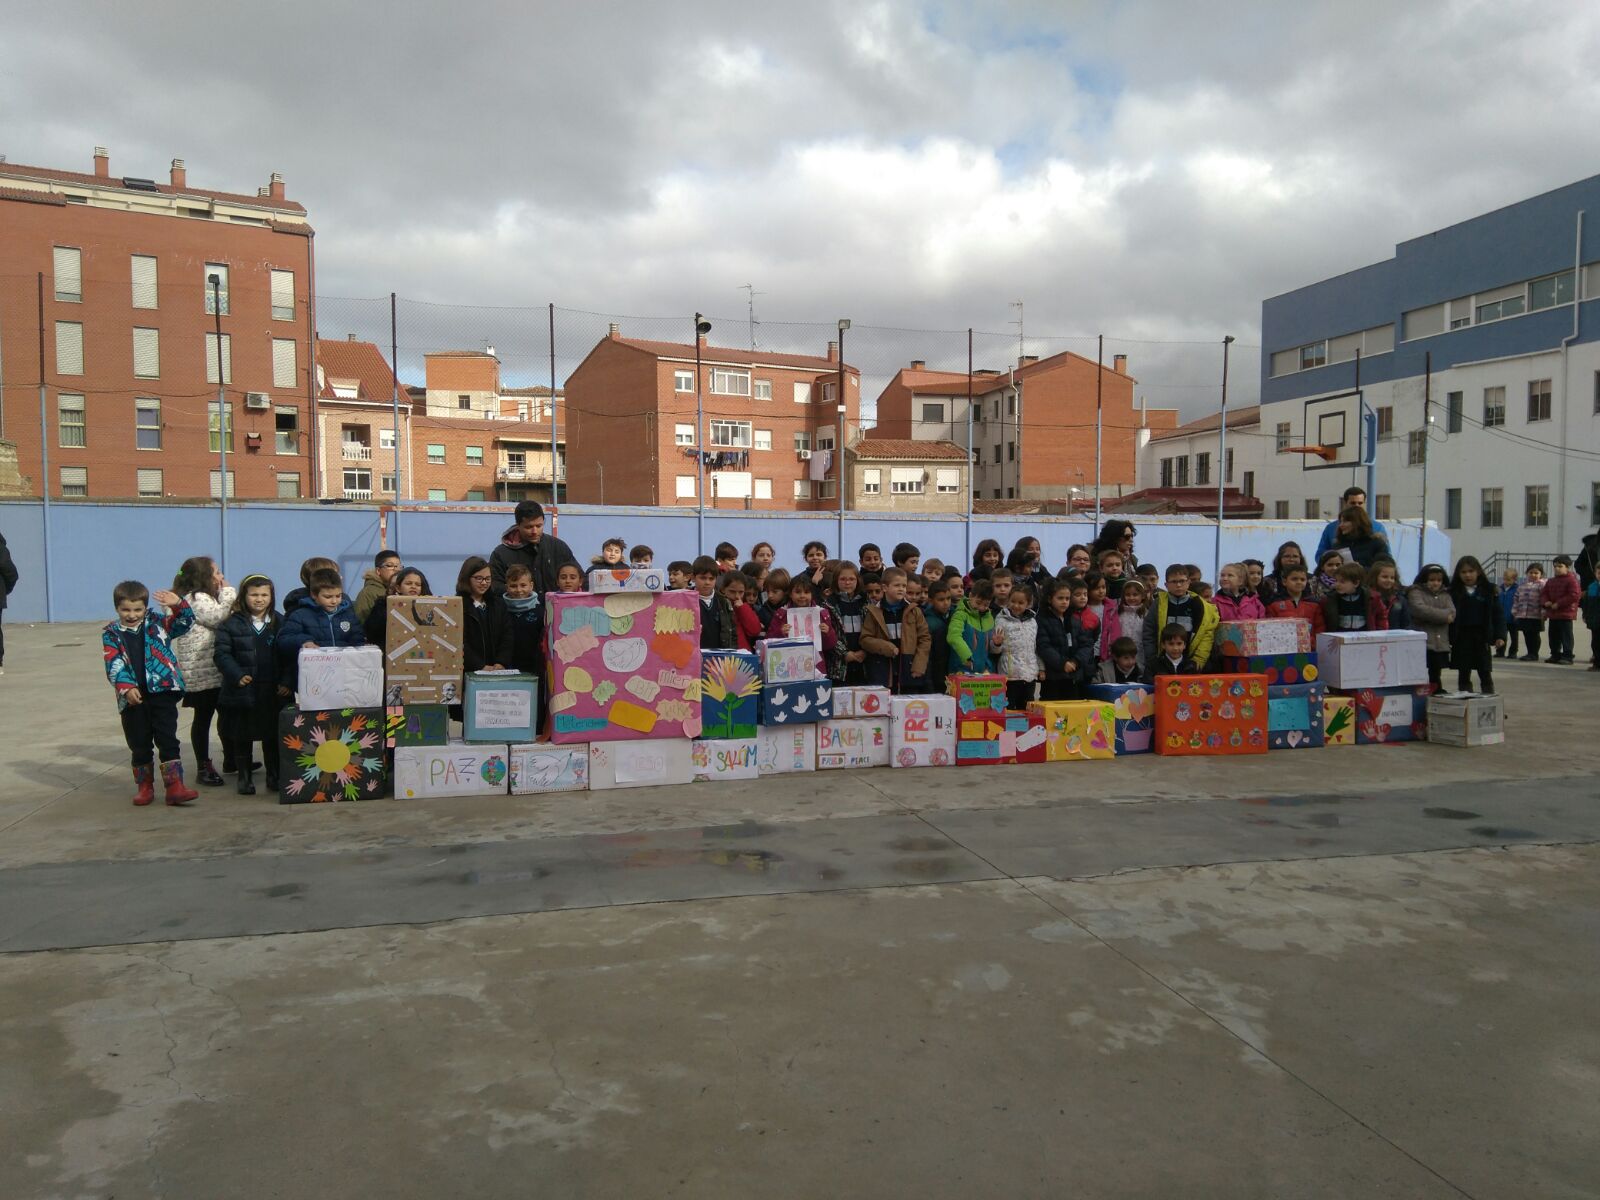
1025, 701, 1116, 762
1322, 695, 1356, 746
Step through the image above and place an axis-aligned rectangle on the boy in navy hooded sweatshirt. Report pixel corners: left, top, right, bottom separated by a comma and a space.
277, 568, 365, 694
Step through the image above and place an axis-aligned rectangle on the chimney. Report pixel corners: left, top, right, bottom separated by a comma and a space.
1113, 353, 1128, 375
827, 340, 838, 363
93, 146, 109, 178
269, 171, 285, 201
170, 158, 186, 189
608, 322, 620, 339
347, 333, 357, 341
910, 359, 926, 370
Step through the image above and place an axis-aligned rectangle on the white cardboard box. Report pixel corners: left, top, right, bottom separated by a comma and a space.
508, 743, 590, 794
692, 738, 761, 781
889, 695, 958, 767
588, 738, 694, 791
816, 718, 891, 770
756, 725, 816, 775
1426, 692, 1505, 747
1314, 630, 1427, 689
297, 645, 385, 710
832, 686, 891, 718
393, 740, 511, 799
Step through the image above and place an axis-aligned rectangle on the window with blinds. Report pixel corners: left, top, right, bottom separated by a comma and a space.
137, 469, 163, 497
889, 467, 924, 494
862, 468, 881, 494
209, 470, 236, 499
58, 394, 86, 447
54, 247, 82, 302
60, 466, 88, 497
135, 397, 162, 450
270, 269, 295, 321
203, 263, 229, 314
133, 327, 160, 379
272, 338, 296, 388
56, 322, 84, 375
205, 333, 232, 384
131, 255, 158, 308
935, 468, 960, 493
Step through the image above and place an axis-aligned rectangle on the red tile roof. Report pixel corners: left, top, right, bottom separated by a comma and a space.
615, 336, 852, 372
850, 439, 970, 461
1148, 405, 1262, 443
317, 339, 404, 402
0, 161, 308, 214
0, 185, 67, 207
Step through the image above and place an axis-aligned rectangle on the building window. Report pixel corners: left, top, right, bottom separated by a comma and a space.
131, 255, 158, 309
58, 394, 86, 447
270, 269, 295, 321
465, 446, 484, 466
342, 468, 372, 496
674, 423, 695, 446
863, 468, 881, 494
277, 472, 301, 499
993, 443, 1002, 465
1006, 442, 1016, 462
1406, 429, 1427, 466
1174, 457, 1189, 487
379, 428, 399, 451
1476, 291, 1524, 324
793, 479, 812, 500
272, 338, 297, 389
1225, 448, 1234, 484
427, 444, 445, 464
794, 431, 812, 453
754, 478, 772, 501
137, 469, 163, 498
1274, 500, 1290, 519
457, 394, 471, 411
1527, 378, 1552, 422
1159, 458, 1173, 488
709, 419, 752, 448
209, 470, 235, 499
1480, 487, 1502, 528
1194, 452, 1210, 486
793, 381, 810, 404
890, 467, 925, 494
1446, 390, 1463, 433
56, 321, 84, 375
1275, 422, 1292, 452
753, 379, 772, 401
1241, 470, 1255, 498
753, 429, 772, 451
920, 402, 945, 424
205, 333, 232, 384
823, 382, 836, 404
203, 263, 230, 314
209, 403, 234, 453
1528, 271, 1575, 311
506, 450, 527, 474
1375, 406, 1394, 440
60, 466, 88, 497
53, 246, 82, 302
428, 488, 447, 502
710, 368, 751, 397
1483, 386, 1505, 427
1374, 494, 1391, 520
132, 327, 160, 379
136, 397, 162, 450
1304, 498, 1320, 519
818, 479, 837, 500
1525, 484, 1549, 527
674, 370, 694, 393
466, 490, 485, 502
675, 475, 696, 498
380, 473, 397, 494
935, 468, 960, 494
1445, 488, 1462, 529
1299, 341, 1327, 370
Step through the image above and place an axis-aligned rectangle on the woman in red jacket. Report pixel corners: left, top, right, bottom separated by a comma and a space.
1541, 555, 1582, 664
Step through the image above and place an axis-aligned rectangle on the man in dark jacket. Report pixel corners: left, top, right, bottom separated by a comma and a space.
0, 530, 16, 672
489, 501, 578, 596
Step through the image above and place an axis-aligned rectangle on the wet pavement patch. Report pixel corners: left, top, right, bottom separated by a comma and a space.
1424, 808, 1481, 820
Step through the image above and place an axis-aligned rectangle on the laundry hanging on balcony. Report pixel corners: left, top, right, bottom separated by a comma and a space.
682, 449, 750, 470
808, 449, 831, 481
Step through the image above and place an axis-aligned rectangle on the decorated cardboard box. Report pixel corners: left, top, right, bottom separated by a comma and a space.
817, 718, 891, 770
1266, 682, 1326, 749
296, 645, 385, 710
1426, 692, 1505, 747
588, 737, 694, 791
1218, 652, 1319, 686
546, 591, 703, 744
757, 725, 817, 774
464, 672, 539, 743
1216, 618, 1313, 657
692, 738, 761, 781
393, 740, 511, 799
587, 566, 666, 593
832, 686, 891, 719
383, 596, 464, 705
277, 707, 388, 803
508, 742, 590, 794
1338, 685, 1431, 744
1315, 630, 1428, 689
385, 703, 449, 749
759, 637, 818, 685
1085, 684, 1155, 755
761, 679, 833, 726
888, 695, 956, 768
1322, 695, 1357, 746
1008, 711, 1049, 764
1027, 701, 1116, 761
700, 650, 762, 739
949, 674, 1010, 764
1153, 673, 1270, 756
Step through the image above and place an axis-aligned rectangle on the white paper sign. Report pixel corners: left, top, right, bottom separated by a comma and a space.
787, 606, 823, 652
615, 741, 673, 785
1376, 694, 1414, 727
692, 739, 760, 781
472, 689, 531, 730
757, 725, 816, 774
297, 645, 384, 709
508, 743, 589, 794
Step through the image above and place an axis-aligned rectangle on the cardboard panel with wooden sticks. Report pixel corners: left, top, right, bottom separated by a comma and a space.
384, 596, 464, 705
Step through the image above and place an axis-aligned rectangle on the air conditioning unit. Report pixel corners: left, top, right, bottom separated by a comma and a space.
245, 391, 270, 410
797, 449, 812, 460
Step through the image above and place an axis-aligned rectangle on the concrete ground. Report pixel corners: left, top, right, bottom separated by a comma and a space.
1, 621, 1596, 1199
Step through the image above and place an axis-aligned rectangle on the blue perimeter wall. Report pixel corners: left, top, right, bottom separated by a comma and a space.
0, 501, 1450, 624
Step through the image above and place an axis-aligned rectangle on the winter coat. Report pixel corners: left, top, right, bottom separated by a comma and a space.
102, 599, 194, 712
764, 605, 837, 674
1315, 518, 1389, 560
503, 596, 545, 676
1320, 586, 1389, 633
277, 594, 366, 690
731, 602, 763, 651
1211, 590, 1266, 622
489, 524, 579, 597
922, 604, 950, 692
945, 598, 996, 673
460, 594, 515, 671
1581, 580, 1600, 630
1098, 604, 1149, 666
832, 592, 866, 652
1405, 586, 1456, 652
362, 595, 393, 649
1036, 609, 1096, 684
1371, 589, 1409, 632
353, 570, 390, 622
213, 611, 283, 711
1331, 533, 1390, 569
992, 609, 1041, 684
1449, 581, 1506, 665
860, 600, 932, 689
171, 587, 237, 693
1144, 654, 1200, 684
1094, 659, 1142, 685
0, 531, 16, 610
1140, 592, 1218, 669
1511, 578, 1545, 622
1540, 572, 1581, 620
698, 593, 736, 651
1264, 595, 1326, 638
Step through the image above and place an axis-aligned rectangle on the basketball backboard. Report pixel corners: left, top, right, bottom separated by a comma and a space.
1299, 390, 1374, 471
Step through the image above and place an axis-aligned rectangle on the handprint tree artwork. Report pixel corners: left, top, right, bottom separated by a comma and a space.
278, 708, 388, 803
701, 651, 762, 739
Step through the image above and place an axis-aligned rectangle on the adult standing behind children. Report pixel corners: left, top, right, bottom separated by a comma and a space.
1328, 506, 1389, 569
490, 501, 579, 596
1091, 519, 1140, 572
0, 527, 16, 673
1314, 487, 1388, 559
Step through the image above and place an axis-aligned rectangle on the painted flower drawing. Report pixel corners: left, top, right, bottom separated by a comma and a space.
279, 708, 386, 803
701, 654, 761, 739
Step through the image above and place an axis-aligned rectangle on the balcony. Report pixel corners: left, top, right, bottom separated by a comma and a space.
496, 462, 566, 482
342, 442, 373, 462
344, 488, 373, 501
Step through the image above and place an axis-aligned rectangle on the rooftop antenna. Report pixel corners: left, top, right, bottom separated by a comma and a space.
1009, 299, 1024, 361
739, 283, 765, 350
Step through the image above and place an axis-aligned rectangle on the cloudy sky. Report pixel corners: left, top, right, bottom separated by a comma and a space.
7, 0, 1599, 414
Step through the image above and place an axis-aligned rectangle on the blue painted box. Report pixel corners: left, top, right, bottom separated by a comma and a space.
1266, 682, 1326, 749
464, 672, 539, 743
702, 650, 762, 739
1086, 683, 1155, 755
1339, 685, 1432, 745
760, 678, 833, 726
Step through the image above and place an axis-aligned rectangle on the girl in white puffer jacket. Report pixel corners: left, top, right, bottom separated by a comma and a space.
171, 556, 237, 786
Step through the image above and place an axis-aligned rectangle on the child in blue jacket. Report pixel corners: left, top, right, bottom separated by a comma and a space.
102, 581, 199, 806
277, 568, 365, 694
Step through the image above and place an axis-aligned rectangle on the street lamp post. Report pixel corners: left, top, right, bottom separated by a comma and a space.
837, 318, 850, 553
210, 273, 228, 574
1215, 335, 1234, 581
694, 313, 711, 555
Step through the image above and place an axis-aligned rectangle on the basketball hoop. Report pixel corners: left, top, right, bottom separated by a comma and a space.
1283, 445, 1338, 462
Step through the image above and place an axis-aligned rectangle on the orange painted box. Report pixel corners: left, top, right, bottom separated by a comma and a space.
1153, 673, 1270, 756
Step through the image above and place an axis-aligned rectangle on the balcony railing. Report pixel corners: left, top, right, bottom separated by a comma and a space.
496, 464, 567, 482
342, 443, 373, 461
343, 488, 373, 501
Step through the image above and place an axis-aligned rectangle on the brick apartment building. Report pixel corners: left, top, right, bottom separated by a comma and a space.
0, 148, 315, 499
873, 352, 1179, 503
564, 327, 861, 509
316, 338, 565, 503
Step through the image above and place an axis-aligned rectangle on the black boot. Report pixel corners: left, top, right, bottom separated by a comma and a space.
197, 759, 225, 787
236, 767, 256, 796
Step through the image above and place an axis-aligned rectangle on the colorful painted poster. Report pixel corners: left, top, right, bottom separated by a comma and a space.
508, 743, 590, 794
393, 740, 511, 799
1026, 701, 1116, 761
1265, 682, 1326, 749
786, 606, 824, 652
760, 638, 816, 685
889, 695, 956, 768
385, 703, 449, 748
277, 707, 388, 803
832, 686, 891, 718
701, 651, 761, 739
1323, 695, 1356, 746
1315, 631, 1428, 689
761, 679, 832, 725
1216, 618, 1313, 657
546, 591, 703, 744
757, 725, 817, 774
587, 567, 666, 593
692, 738, 761, 781
588, 738, 694, 790
1009, 711, 1049, 764
816, 719, 891, 769
296, 645, 385, 710
383, 596, 464, 705
950, 674, 1009, 764
1085, 683, 1154, 755
1339, 685, 1431, 744
1152, 673, 1270, 756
